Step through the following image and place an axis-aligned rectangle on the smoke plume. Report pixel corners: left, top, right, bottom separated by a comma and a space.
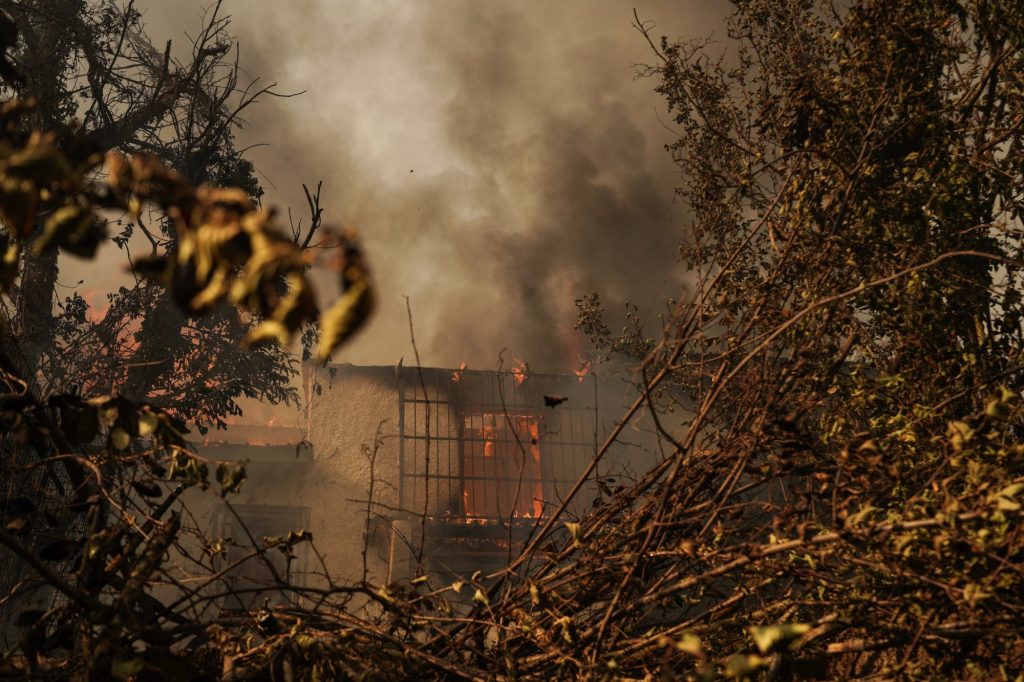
125, 1, 727, 372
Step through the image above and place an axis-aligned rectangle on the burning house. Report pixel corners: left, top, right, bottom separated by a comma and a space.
183, 361, 646, 607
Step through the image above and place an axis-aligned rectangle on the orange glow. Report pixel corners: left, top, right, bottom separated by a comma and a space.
80, 289, 110, 322
482, 420, 495, 458
528, 419, 543, 517
575, 358, 591, 383
451, 360, 467, 383
461, 411, 544, 520
512, 357, 529, 385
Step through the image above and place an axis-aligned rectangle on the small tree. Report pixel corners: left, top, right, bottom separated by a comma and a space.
553, 0, 1024, 677
0, 0, 310, 428
0, 4, 373, 678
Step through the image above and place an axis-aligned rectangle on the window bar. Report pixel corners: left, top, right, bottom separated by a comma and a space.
435, 381, 442, 519
455, 378, 465, 517
569, 409, 579, 499
488, 374, 498, 519
398, 372, 406, 512
412, 383, 419, 514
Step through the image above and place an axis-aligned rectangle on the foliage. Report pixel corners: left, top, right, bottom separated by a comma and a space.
0, 93, 373, 680
0, 3, 374, 679
538, 0, 1024, 678
574, 292, 657, 363
0, 115, 371, 358
0, 0, 315, 429
2, 0, 1024, 680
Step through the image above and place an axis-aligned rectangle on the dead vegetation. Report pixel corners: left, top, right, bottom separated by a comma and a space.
2, 0, 1024, 679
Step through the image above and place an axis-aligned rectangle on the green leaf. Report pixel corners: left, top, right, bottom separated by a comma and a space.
216, 462, 246, 497
990, 483, 1023, 511
565, 521, 584, 548
4, 139, 72, 183
845, 505, 878, 529
749, 623, 810, 654
725, 653, 767, 678
244, 319, 292, 347
985, 396, 1010, 419
111, 658, 147, 680
947, 420, 974, 451
87, 397, 118, 426
138, 412, 159, 437
962, 582, 990, 606
676, 631, 704, 657
110, 427, 131, 451
318, 276, 374, 360
35, 203, 105, 258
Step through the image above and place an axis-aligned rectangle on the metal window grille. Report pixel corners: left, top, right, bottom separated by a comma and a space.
398, 367, 601, 527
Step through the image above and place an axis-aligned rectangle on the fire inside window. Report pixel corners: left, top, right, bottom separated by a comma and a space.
461, 411, 545, 519
398, 368, 598, 525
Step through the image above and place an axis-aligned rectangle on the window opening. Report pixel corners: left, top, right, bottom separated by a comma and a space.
397, 368, 599, 524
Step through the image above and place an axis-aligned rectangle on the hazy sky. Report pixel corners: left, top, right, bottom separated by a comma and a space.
103, 1, 727, 374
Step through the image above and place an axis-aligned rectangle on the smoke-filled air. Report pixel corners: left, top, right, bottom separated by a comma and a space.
114, 0, 727, 372
10, 2, 1020, 678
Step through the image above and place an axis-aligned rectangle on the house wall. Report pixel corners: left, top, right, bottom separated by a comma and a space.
303, 363, 406, 584
160, 364, 403, 617
162, 362, 662, 612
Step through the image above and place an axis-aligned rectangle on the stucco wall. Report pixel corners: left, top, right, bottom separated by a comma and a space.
304, 363, 403, 584
162, 362, 662, 611
157, 364, 402, 618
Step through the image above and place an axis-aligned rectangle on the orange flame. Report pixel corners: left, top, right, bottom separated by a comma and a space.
512, 357, 529, 386
575, 358, 591, 383
451, 360, 467, 383
482, 418, 495, 458
528, 419, 543, 516
461, 411, 545, 519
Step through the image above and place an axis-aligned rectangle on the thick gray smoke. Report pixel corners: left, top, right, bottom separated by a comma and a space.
126, 1, 727, 372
